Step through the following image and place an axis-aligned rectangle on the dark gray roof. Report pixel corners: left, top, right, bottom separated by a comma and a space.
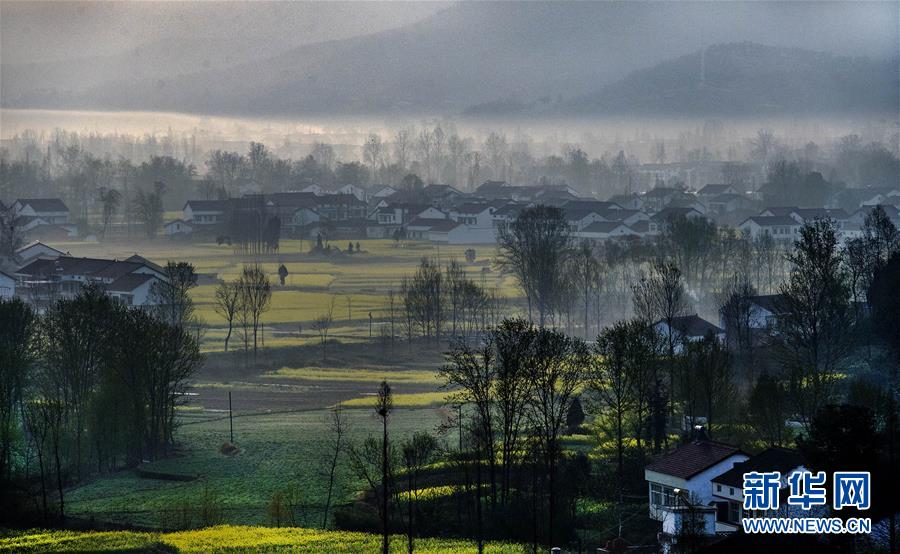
16, 198, 69, 212
643, 187, 682, 198
742, 216, 797, 227
581, 221, 629, 233
698, 184, 733, 195
712, 447, 806, 488
453, 203, 492, 214
646, 440, 744, 480
650, 207, 702, 222
661, 314, 724, 337
184, 200, 229, 212
760, 206, 800, 216
267, 192, 318, 208
749, 294, 786, 314
106, 273, 157, 293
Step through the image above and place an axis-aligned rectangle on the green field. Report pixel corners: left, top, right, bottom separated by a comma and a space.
0, 526, 523, 553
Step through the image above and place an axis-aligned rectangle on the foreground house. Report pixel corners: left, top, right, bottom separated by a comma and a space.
645, 439, 748, 534
710, 447, 807, 531
646, 440, 811, 539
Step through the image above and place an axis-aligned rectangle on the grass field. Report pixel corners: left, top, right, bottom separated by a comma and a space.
0, 526, 523, 553
48, 238, 522, 352
65, 406, 456, 528
38, 237, 517, 536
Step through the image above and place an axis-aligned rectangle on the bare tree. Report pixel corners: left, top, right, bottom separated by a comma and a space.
321, 403, 347, 529
632, 259, 689, 420
238, 264, 272, 356
97, 187, 121, 240
312, 297, 337, 361
568, 241, 600, 338
393, 129, 412, 170
214, 280, 242, 352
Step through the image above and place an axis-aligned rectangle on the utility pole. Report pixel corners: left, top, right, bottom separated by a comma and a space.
229, 391, 234, 443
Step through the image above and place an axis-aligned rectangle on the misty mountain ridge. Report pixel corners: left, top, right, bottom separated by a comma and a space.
1, 2, 897, 117
561, 43, 899, 116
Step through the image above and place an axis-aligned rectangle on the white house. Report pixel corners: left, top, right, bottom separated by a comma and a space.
428, 220, 496, 244
449, 203, 495, 227
164, 219, 193, 236
648, 207, 705, 235
709, 447, 807, 532
15, 256, 167, 308
576, 221, 636, 240
746, 294, 787, 330
645, 439, 749, 531
562, 207, 605, 232
13, 198, 70, 224
655, 314, 724, 352
183, 200, 228, 225
106, 273, 163, 306
370, 185, 397, 199
739, 216, 800, 240
0, 271, 16, 299
338, 184, 368, 202
15, 241, 69, 264
301, 184, 326, 195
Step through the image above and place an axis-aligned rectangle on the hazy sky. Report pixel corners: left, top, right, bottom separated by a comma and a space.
1, 1, 448, 64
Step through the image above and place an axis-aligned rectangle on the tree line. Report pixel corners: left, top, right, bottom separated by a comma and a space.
0, 277, 204, 525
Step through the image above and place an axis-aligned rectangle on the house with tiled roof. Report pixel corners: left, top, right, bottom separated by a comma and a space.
645, 438, 748, 531
183, 200, 229, 225
654, 314, 724, 352
738, 215, 800, 240
575, 221, 637, 241
697, 184, 738, 198
13, 198, 70, 224
15, 241, 69, 264
710, 447, 807, 532
648, 207, 705, 235
15, 256, 166, 309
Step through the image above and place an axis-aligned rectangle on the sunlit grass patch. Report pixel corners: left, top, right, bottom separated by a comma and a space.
343, 391, 449, 408
267, 366, 440, 384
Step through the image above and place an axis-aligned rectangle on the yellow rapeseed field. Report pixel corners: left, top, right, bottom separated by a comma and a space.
0, 525, 523, 553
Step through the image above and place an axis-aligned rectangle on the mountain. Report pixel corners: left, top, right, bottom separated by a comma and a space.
2, 2, 897, 116
557, 43, 899, 116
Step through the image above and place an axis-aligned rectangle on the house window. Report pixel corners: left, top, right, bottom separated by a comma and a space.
729, 501, 741, 523
716, 484, 722, 492
729, 487, 734, 495
650, 483, 677, 507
